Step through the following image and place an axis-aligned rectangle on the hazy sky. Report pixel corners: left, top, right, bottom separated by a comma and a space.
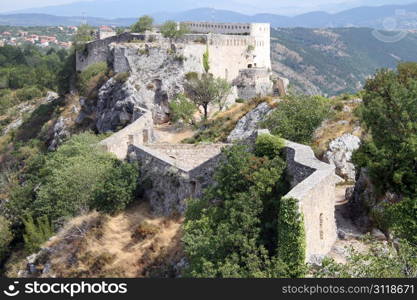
1, 0, 416, 15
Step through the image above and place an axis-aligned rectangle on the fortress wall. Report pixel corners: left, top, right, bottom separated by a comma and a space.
182, 34, 258, 82
182, 22, 252, 35
234, 68, 273, 99
129, 143, 226, 216
99, 110, 154, 160
283, 139, 341, 261
76, 33, 145, 72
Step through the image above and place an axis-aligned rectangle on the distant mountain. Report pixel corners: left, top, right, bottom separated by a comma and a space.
3, 2, 417, 29
271, 27, 417, 95
0, 14, 135, 27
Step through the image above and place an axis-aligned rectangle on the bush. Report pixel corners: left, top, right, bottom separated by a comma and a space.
262, 93, 331, 144
77, 62, 108, 96
114, 72, 130, 84
91, 161, 139, 214
255, 134, 285, 159
132, 222, 160, 241
15, 86, 43, 102
169, 94, 197, 125
314, 239, 417, 278
23, 215, 53, 253
8, 133, 140, 222
0, 216, 13, 261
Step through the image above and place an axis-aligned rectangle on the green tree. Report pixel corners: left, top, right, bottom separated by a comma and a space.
169, 94, 197, 125
262, 93, 331, 144
353, 63, 417, 197
185, 73, 232, 119
352, 63, 417, 244
160, 21, 189, 40
23, 215, 53, 253
131, 15, 154, 33
91, 161, 139, 214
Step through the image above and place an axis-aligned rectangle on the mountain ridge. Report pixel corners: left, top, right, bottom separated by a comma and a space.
2, 2, 417, 28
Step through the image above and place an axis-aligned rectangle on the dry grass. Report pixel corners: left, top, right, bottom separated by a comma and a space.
312, 102, 362, 159
35, 203, 184, 278
184, 97, 276, 144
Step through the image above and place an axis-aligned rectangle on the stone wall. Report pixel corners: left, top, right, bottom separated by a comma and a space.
76, 33, 144, 71
77, 30, 271, 84
99, 110, 154, 160
283, 139, 342, 262
128, 143, 227, 215
234, 68, 273, 100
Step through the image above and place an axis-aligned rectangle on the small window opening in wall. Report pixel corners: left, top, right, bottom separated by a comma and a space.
142, 129, 149, 144
319, 213, 324, 240
191, 181, 197, 196
128, 134, 134, 145
248, 64, 253, 68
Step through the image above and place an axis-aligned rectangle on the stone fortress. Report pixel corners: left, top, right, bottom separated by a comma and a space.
77, 21, 340, 262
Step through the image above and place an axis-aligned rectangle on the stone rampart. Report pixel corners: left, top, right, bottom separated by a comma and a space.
283, 139, 342, 262
129, 143, 227, 215
99, 110, 154, 160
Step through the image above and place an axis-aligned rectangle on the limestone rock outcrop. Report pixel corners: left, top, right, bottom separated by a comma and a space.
227, 102, 274, 142
323, 134, 361, 181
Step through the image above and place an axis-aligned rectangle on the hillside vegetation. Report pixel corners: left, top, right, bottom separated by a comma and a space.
271, 27, 417, 95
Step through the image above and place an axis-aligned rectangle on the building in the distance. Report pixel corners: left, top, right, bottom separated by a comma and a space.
97, 25, 116, 40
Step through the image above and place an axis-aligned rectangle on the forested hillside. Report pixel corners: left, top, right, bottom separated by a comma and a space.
271, 27, 417, 95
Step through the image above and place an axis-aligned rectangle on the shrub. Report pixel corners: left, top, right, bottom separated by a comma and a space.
185, 72, 198, 81
23, 215, 53, 253
114, 72, 130, 84
262, 93, 332, 144
91, 161, 139, 214
15, 86, 43, 102
255, 134, 285, 159
8, 133, 140, 222
132, 222, 160, 241
0, 216, 13, 261
314, 239, 417, 278
169, 94, 197, 125
77, 62, 108, 96
235, 98, 245, 103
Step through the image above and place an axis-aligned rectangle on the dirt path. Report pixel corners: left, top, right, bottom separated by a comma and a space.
329, 185, 368, 263
153, 124, 195, 144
